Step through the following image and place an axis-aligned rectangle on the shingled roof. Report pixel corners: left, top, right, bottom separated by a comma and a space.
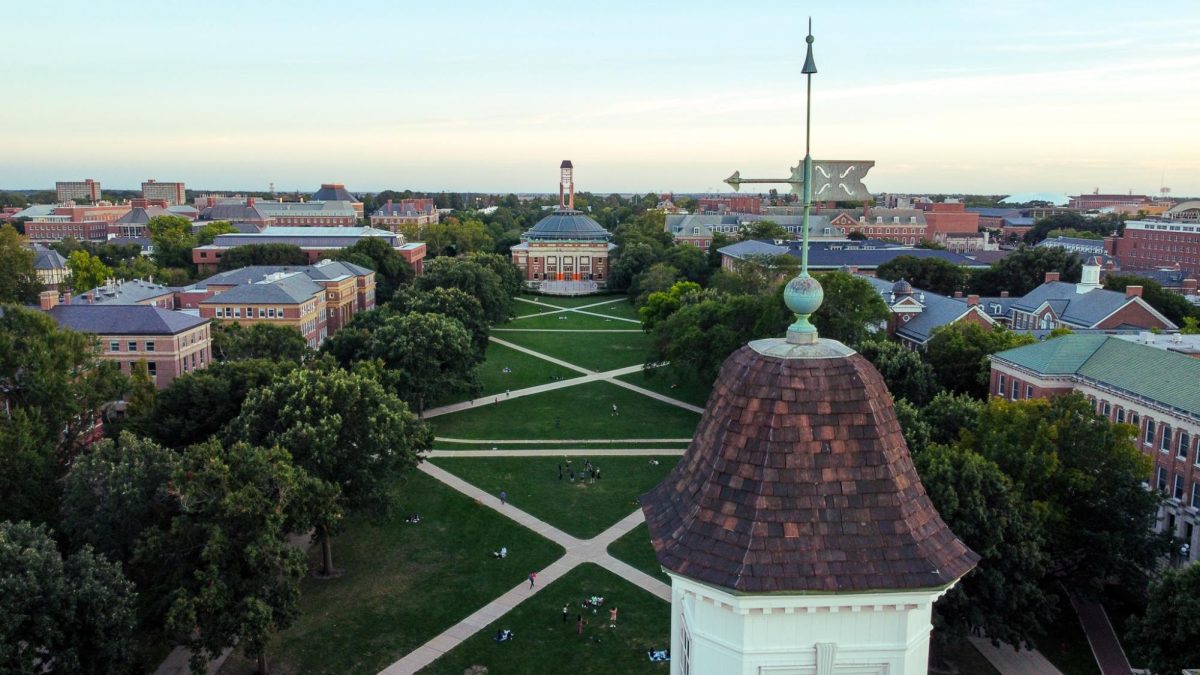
641, 342, 978, 594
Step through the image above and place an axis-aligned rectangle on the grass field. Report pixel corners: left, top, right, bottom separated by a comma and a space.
490, 330, 652, 372
219, 471, 564, 675
582, 301, 642, 321
502, 310, 641, 330
517, 294, 625, 309
616, 369, 712, 408
431, 456, 678, 539
428, 381, 701, 441
472, 341, 582, 399
431, 440, 688, 451
421, 563, 670, 675
607, 523, 670, 585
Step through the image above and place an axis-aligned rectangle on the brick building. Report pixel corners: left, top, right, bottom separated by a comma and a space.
370, 198, 439, 231
197, 271, 329, 348
254, 200, 359, 227
109, 199, 177, 238
1107, 218, 1200, 278
141, 179, 186, 206
23, 204, 132, 242
990, 335, 1200, 560
1069, 193, 1152, 210
863, 276, 996, 349
71, 278, 177, 309
180, 260, 375, 336
311, 183, 364, 217
192, 226, 424, 275
56, 179, 101, 203
42, 297, 211, 388
916, 202, 980, 240
695, 195, 762, 215
1008, 266, 1176, 332
968, 207, 1023, 231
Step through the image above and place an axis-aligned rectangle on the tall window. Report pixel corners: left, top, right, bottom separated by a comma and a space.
128, 341, 137, 351
1026, 385, 1033, 400
1176, 475, 1185, 501
1158, 467, 1168, 492
145, 341, 155, 352
1146, 419, 1156, 447
1179, 431, 1191, 461
1162, 426, 1173, 453
997, 374, 1006, 396
1011, 380, 1019, 400
1102, 402, 1111, 418
147, 362, 157, 376
1117, 408, 1126, 424
1193, 482, 1200, 508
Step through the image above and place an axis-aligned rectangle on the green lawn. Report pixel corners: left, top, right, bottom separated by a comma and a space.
607, 522, 670, 585
421, 563, 670, 675
517, 294, 624, 309
491, 330, 652, 372
473, 341, 581, 398
431, 441, 687, 451
503, 310, 642, 330
616, 369, 712, 408
219, 471, 564, 675
428, 381, 701, 441
431, 456, 678, 539
583, 301, 641, 321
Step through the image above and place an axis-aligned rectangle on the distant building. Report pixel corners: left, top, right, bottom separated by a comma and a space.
370, 198, 439, 231
967, 207, 1023, 231
31, 245, 68, 290
24, 204, 131, 242
1000, 216, 1035, 239
180, 260, 376, 336
109, 199, 178, 238
41, 295, 211, 388
510, 160, 615, 294
200, 196, 274, 227
140, 180, 186, 206
311, 183, 364, 217
56, 179, 101, 203
1107, 217, 1200, 278
1069, 193, 1152, 210
197, 271, 328, 348
916, 202, 980, 240
1008, 264, 1175, 332
718, 239, 988, 275
71, 278, 176, 309
695, 195, 762, 215
863, 276, 996, 349
253, 200, 358, 227
192, 226, 424, 275
989, 334, 1200, 560
1036, 235, 1107, 258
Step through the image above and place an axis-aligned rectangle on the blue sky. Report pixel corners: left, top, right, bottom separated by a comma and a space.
4, 0, 1199, 195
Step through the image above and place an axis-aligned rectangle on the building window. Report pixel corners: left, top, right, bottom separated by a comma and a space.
259, 308, 266, 318
1116, 408, 1125, 424
997, 374, 1006, 396
145, 341, 155, 352
128, 341, 137, 351
1025, 385, 1033, 400
1162, 426, 1173, 453
1158, 467, 1168, 492
1101, 402, 1110, 418
1011, 380, 1019, 400
147, 362, 157, 376
1179, 432, 1191, 461
1132, 412, 1140, 427
1146, 419, 1156, 446
1193, 482, 1200, 508
1176, 475, 1186, 501
268, 308, 275, 318
110, 341, 119, 351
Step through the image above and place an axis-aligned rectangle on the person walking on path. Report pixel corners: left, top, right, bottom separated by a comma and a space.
562, 604, 569, 623
528, 571, 537, 588
611, 403, 618, 416
557, 463, 563, 480
609, 607, 618, 629
576, 615, 584, 636
500, 490, 508, 506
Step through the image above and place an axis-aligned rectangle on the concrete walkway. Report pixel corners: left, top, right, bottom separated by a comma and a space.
428, 449, 686, 457
512, 296, 642, 324
434, 437, 692, 445
970, 638, 1065, 675
378, 462, 670, 674
493, 328, 644, 333
1072, 595, 1132, 675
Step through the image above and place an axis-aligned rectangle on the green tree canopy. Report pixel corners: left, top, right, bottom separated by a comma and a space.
857, 340, 940, 406
663, 244, 710, 285
146, 215, 197, 270
211, 321, 310, 363
969, 246, 1082, 296
925, 322, 1034, 398
67, 249, 113, 293
216, 243, 309, 271
415, 256, 511, 323
332, 237, 414, 303
639, 280, 702, 332
738, 219, 788, 241
810, 272, 889, 347
0, 520, 137, 674
648, 292, 790, 385
195, 220, 237, 246
608, 241, 658, 293
364, 312, 478, 412
466, 251, 523, 298
1127, 564, 1200, 675
390, 286, 490, 357
630, 262, 681, 307
0, 224, 41, 304
230, 367, 431, 575
875, 255, 970, 296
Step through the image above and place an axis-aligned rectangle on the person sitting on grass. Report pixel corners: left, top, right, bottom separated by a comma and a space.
495, 629, 514, 642
492, 546, 507, 559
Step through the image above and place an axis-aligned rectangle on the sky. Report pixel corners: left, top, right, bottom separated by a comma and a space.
3, 0, 1200, 196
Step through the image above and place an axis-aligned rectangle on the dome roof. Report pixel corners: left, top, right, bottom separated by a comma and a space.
641, 340, 978, 594
891, 278, 913, 296
524, 208, 610, 242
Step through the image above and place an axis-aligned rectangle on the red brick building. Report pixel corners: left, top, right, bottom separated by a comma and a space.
696, 195, 762, 215
1069, 193, 1152, 210
141, 179, 186, 206
917, 202, 979, 239
24, 204, 132, 242
1106, 219, 1200, 278
1008, 268, 1175, 332
192, 226, 424, 275
370, 198, 439, 231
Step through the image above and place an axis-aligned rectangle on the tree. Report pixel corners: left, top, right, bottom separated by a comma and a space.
922, 391, 985, 446
195, 220, 237, 246
67, 250, 112, 292
1104, 274, 1198, 326
1127, 564, 1200, 675
663, 244, 710, 284
1182, 316, 1200, 335
230, 367, 431, 576
422, 218, 494, 257
466, 252, 523, 298
138, 359, 296, 448
0, 521, 137, 674
630, 262, 681, 307
916, 443, 1054, 649
967, 395, 1163, 591
970, 246, 1082, 296
146, 215, 197, 270
1023, 212, 1122, 244
875, 256, 970, 296
608, 241, 657, 292
333, 237, 414, 303
216, 244, 309, 271
846, 230, 867, 241
892, 398, 932, 454
0, 224, 41, 303
857, 340, 940, 405
710, 253, 799, 297
365, 312, 478, 412
649, 293, 790, 384
739, 219, 788, 240
639, 281, 702, 332
415, 256, 511, 323
811, 272, 889, 347
211, 322, 309, 363
0, 306, 125, 524
925, 323, 1034, 398
122, 360, 157, 431
139, 440, 322, 674
391, 287, 489, 357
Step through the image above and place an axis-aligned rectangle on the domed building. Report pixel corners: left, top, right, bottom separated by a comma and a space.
510, 161, 616, 295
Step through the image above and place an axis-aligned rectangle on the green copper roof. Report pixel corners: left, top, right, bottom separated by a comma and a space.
993, 335, 1200, 417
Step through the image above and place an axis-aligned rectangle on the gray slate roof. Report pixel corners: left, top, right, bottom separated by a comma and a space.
1010, 281, 1163, 328
311, 185, 357, 202
199, 272, 323, 305
71, 279, 175, 305
863, 276, 986, 344
255, 201, 358, 217
719, 240, 985, 270
192, 260, 372, 290
203, 200, 272, 222
48, 305, 207, 335
114, 205, 170, 225
32, 246, 67, 270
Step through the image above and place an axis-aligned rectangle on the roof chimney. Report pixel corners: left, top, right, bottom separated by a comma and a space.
1000, 291, 1009, 298
1126, 285, 1143, 298
967, 294, 979, 306
1183, 278, 1198, 295
247, 196, 256, 207
953, 291, 963, 298
1045, 271, 1060, 283
38, 290, 58, 311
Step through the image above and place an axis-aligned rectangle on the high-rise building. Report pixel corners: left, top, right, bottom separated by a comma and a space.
55, 179, 101, 203
141, 179, 186, 206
